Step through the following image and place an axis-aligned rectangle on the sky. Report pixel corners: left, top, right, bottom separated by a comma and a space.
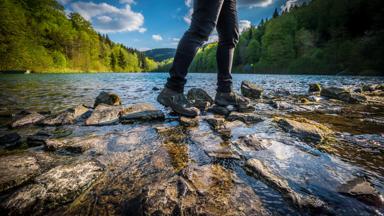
58, 0, 305, 51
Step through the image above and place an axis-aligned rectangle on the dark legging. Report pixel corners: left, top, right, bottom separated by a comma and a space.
166, 0, 239, 93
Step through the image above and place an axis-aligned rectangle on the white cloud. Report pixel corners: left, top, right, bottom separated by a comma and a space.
238, 0, 274, 8
239, 20, 252, 33
152, 34, 163, 41
119, 0, 136, 4
58, 0, 72, 5
282, 0, 311, 11
183, 8, 193, 24
185, 0, 193, 7
171, 38, 180, 42
138, 47, 151, 51
70, 2, 145, 33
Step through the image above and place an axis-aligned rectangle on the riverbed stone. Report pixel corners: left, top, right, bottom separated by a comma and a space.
120, 103, 164, 124
227, 112, 264, 124
179, 116, 199, 127
320, 87, 367, 103
27, 128, 73, 147
85, 104, 123, 126
270, 101, 294, 110
0, 155, 40, 193
309, 83, 321, 93
0, 132, 21, 149
241, 80, 264, 99
208, 105, 230, 116
44, 135, 106, 154
2, 160, 104, 215
245, 159, 328, 213
41, 105, 89, 126
10, 112, 45, 128
187, 88, 214, 109
94, 91, 121, 107
206, 117, 231, 139
233, 134, 273, 153
276, 117, 332, 144
338, 178, 384, 207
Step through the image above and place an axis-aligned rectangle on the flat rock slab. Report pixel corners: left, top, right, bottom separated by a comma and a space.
85, 104, 123, 126
321, 87, 367, 104
120, 103, 164, 124
44, 135, 106, 154
11, 112, 45, 128
227, 112, 264, 124
233, 134, 273, 153
276, 117, 333, 144
0, 155, 40, 193
2, 160, 104, 215
27, 128, 73, 147
338, 178, 384, 207
179, 116, 199, 127
41, 105, 89, 126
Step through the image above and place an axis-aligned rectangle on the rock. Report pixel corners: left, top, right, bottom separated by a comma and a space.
233, 134, 272, 152
120, 103, 164, 124
308, 83, 321, 93
85, 104, 123, 126
299, 97, 311, 104
338, 178, 384, 207
179, 116, 199, 127
308, 95, 321, 102
41, 105, 89, 126
245, 159, 328, 213
152, 87, 160, 91
44, 135, 106, 153
0, 132, 21, 149
94, 91, 121, 107
362, 84, 377, 92
207, 105, 230, 116
270, 101, 294, 110
0, 155, 40, 193
276, 118, 332, 144
320, 87, 367, 103
2, 160, 104, 215
241, 80, 264, 99
10, 112, 45, 128
227, 112, 264, 124
27, 128, 73, 147
187, 88, 214, 109
206, 117, 231, 139
273, 88, 291, 97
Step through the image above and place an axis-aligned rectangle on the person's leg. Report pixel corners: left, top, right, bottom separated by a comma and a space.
165, 0, 225, 93
216, 0, 239, 93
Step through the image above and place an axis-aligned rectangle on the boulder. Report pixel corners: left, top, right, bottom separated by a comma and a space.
0, 155, 40, 193
40, 105, 89, 126
85, 104, 123, 126
44, 135, 106, 153
241, 80, 264, 99
187, 88, 214, 109
94, 91, 121, 107
179, 116, 199, 127
227, 112, 264, 124
120, 103, 164, 124
245, 159, 328, 213
320, 87, 367, 103
338, 178, 384, 207
276, 118, 332, 144
309, 83, 321, 93
10, 112, 45, 128
207, 105, 230, 116
0, 132, 21, 149
2, 160, 104, 215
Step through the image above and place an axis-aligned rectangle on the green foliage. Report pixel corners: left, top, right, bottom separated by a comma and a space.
0, 0, 157, 73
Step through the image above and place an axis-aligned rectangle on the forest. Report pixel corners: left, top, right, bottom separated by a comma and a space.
0, 0, 157, 72
187, 0, 384, 75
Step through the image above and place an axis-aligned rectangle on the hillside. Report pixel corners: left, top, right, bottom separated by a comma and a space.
0, 0, 157, 73
189, 0, 384, 75
144, 48, 176, 62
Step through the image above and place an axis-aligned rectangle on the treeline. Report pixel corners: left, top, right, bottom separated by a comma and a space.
189, 0, 384, 75
0, 0, 157, 72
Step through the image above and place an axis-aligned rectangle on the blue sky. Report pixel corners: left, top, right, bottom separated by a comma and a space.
59, 0, 301, 50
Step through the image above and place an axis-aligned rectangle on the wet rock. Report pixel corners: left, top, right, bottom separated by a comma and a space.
0, 132, 21, 149
44, 135, 106, 153
245, 159, 327, 212
187, 88, 214, 109
362, 84, 378, 92
320, 87, 367, 103
152, 86, 160, 91
270, 101, 294, 110
120, 103, 164, 124
10, 112, 45, 128
208, 105, 230, 116
338, 178, 384, 207
206, 117, 231, 139
94, 91, 121, 107
0, 155, 40, 193
308, 95, 321, 102
233, 134, 272, 153
227, 112, 264, 124
273, 88, 291, 97
41, 105, 89, 126
2, 160, 104, 215
276, 118, 332, 144
241, 80, 263, 99
309, 83, 321, 93
27, 128, 73, 147
179, 116, 199, 127
85, 104, 122, 126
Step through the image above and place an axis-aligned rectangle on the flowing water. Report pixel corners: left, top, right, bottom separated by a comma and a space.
0, 73, 383, 215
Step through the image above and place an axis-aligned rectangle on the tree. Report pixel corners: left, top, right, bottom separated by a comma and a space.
110, 53, 116, 71
273, 8, 279, 18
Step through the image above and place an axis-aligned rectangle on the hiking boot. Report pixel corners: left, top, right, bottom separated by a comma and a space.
215, 91, 250, 110
157, 87, 200, 117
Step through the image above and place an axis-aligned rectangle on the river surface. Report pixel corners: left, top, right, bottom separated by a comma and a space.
0, 73, 383, 215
